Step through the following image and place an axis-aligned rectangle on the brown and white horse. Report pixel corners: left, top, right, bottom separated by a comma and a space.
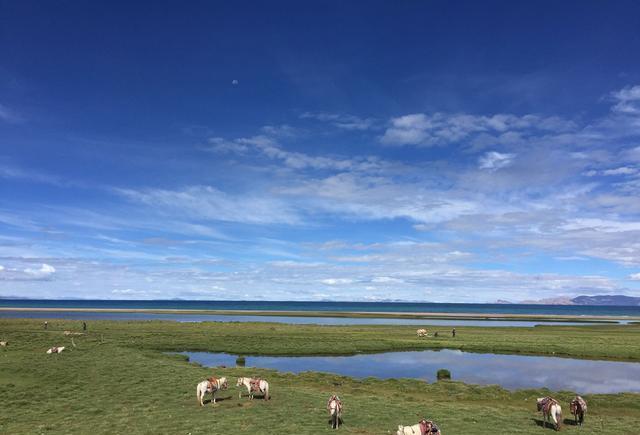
196, 376, 228, 406
537, 397, 563, 431
327, 395, 343, 429
46, 346, 65, 354
416, 329, 428, 337
236, 377, 270, 400
570, 396, 587, 426
396, 419, 441, 435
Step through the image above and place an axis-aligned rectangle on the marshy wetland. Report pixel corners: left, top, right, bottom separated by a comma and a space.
1, 318, 640, 434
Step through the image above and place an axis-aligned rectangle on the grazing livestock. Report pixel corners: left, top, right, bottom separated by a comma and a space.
0, 341, 7, 347
236, 377, 270, 400
196, 376, 228, 406
46, 346, 65, 354
396, 419, 441, 435
416, 329, 428, 337
570, 396, 587, 426
327, 395, 343, 429
537, 397, 562, 431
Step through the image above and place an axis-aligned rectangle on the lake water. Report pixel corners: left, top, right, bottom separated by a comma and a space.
2, 299, 639, 317
180, 349, 640, 394
0, 310, 615, 327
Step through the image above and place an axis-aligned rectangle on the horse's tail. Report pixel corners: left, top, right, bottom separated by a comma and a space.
196, 384, 201, 405
556, 406, 563, 430
264, 381, 270, 400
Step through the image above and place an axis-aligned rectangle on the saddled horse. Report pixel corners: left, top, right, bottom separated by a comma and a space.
397, 419, 441, 435
196, 376, 228, 406
537, 397, 562, 431
236, 377, 270, 400
327, 395, 343, 429
570, 396, 587, 426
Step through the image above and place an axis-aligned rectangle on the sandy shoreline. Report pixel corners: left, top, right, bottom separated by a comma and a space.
1, 307, 637, 322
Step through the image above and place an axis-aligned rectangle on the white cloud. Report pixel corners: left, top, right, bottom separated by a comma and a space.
117, 185, 300, 225
321, 278, 355, 285
611, 85, 640, 115
23, 263, 56, 278
380, 112, 575, 147
300, 112, 376, 131
629, 273, 640, 281
478, 151, 516, 171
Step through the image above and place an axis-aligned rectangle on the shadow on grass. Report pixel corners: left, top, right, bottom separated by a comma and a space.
531, 418, 559, 431
326, 417, 343, 428
203, 395, 233, 405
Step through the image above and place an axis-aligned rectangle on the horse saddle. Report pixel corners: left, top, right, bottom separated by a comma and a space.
207, 377, 219, 389
250, 379, 262, 391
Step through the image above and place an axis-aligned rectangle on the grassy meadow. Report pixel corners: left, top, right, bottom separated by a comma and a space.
1, 318, 640, 434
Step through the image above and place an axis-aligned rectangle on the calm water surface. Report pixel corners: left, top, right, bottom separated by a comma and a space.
0, 310, 613, 327
181, 349, 640, 394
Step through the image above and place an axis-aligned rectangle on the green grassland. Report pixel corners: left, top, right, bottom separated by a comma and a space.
1, 318, 639, 434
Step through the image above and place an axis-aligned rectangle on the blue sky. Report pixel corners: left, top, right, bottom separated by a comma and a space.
1, 1, 640, 302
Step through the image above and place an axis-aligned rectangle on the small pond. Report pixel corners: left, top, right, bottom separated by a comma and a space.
180, 349, 640, 394
0, 310, 617, 327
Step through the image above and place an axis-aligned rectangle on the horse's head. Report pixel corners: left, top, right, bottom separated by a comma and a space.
236, 377, 244, 386
396, 426, 404, 435
536, 398, 544, 411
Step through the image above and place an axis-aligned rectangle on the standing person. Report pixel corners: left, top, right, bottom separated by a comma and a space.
452, 328, 456, 338
83, 322, 87, 332
44, 321, 48, 330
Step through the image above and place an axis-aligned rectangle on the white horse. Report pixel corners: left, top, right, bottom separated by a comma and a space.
327, 395, 342, 429
416, 329, 428, 337
0, 341, 7, 347
537, 397, 562, 431
196, 376, 228, 406
46, 346, 65, 354
397, 419, 440, 435
236, 377, 270, 400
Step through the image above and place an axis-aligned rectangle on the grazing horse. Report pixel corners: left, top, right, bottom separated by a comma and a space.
46, 346, 65, 354
236, 377, 270, 400
327, 395, 343, 429
196, 376, 228, 406
570, 396, 587, 426
537, 397, 562, 431
397, 419, 441, 435
0, 341, 7, 347
416, 329, 428, 337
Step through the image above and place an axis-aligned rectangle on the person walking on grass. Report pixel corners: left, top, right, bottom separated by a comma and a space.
452, 328, 456, 338
83, 322, 87, 332
44, 321, 48, 330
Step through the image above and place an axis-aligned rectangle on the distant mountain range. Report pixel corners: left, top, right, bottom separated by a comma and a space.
503, 294, 640, 306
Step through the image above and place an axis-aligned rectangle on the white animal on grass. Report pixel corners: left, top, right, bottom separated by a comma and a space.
196, 376, 228, 406
46, 346, 65, 354
416, 329, 428, 337
397, 419, 440, 435
327, 395, 343, 429
537, 397, 563, 431
0, 341, 7, 346
236, 377, 270, 400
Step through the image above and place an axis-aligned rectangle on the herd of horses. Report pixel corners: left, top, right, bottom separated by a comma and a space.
195, 373, 588, 432
537, 395, 588, 431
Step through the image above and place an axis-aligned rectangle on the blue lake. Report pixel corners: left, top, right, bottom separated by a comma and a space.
181, 349, 640, 394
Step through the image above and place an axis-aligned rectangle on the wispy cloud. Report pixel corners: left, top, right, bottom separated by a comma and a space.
300, 112, 377, 131
0, 103, 23, 123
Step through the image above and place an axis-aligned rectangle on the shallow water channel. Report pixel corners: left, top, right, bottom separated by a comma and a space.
180, 349, 640, 394
0, 310, 620, 327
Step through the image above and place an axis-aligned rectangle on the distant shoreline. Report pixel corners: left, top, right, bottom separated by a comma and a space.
0, 307, 636, 322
